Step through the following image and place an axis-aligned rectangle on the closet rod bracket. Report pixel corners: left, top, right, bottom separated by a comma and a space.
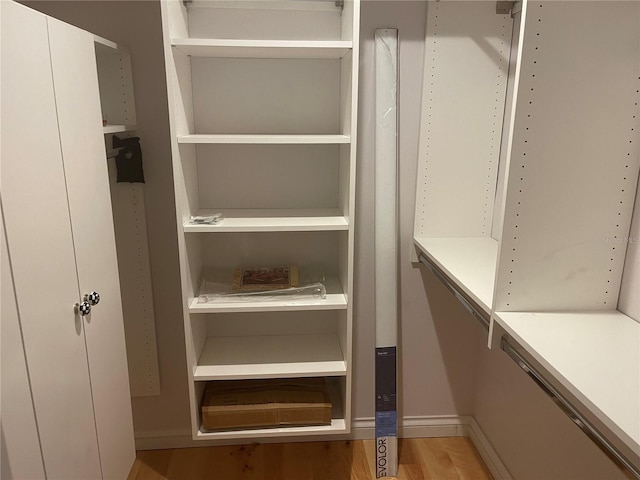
496, 1, 515, 15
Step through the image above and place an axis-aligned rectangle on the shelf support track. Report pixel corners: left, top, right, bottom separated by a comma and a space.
496, 1, 521, 17
418, 254, 490, 331
501, 338, 640, 480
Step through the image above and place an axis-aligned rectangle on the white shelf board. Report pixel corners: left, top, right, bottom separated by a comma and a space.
94, 35, 129, 54
194, 334, 346, 381
172, 39, 352, 59
190, 273, 346, 313
495, 310, 640, 455
187, 1, 342, 12
103, 124, 136, 134
195, 418, 347, 440
177, 134, 350, 145
414, 237, 498, 314
184, 209, 348, 232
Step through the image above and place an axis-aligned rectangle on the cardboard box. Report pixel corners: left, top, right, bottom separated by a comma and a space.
201, 378, 332, 431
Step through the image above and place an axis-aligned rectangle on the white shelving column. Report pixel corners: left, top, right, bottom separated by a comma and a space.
413, 1, 514, 321
413, 1, 640, 474
161, 0, 359, 440
490, 1, 640, 473
94, 36, 161, 398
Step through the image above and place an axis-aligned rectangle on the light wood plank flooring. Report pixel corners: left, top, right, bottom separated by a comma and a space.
127, 437, 493, 480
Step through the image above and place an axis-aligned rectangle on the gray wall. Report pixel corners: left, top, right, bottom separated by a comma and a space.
21, 1, 626, 478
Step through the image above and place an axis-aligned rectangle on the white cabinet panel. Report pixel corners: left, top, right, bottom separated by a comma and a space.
0, 3, 102, 478
1, 2, 135, 478
48, 19, 136, 480
1, 208, 46, 480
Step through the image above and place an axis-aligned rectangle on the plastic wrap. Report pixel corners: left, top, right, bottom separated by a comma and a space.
196, 266, 327, 303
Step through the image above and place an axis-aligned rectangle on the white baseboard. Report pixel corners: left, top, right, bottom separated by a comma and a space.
134, 415, 511, 480
350, 415, 470, 440
135, 428, 194, 450
466, 417, 513, 480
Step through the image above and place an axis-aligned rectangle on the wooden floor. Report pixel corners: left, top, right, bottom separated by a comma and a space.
127, 437, 493, 480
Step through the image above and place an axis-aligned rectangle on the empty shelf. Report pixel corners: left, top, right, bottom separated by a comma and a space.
194, 334, 347, 381
184, 209, 348, 232
495, 310, 640, 458
177, 134, 351, 144
414, 237, 498, 315
172, 38, 352, 58
103, 124, 136, 134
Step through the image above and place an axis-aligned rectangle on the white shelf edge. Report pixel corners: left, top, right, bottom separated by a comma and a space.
193, 334, 347, 380
184, 209, 348, 233
189, 293, 347, 314
177, 134, 351, 145
186, 1, 343, 12
171, 38, 352, 58
195, 419, 348, 440
414, 236, 498, 315
193, 361, 347, 381
93, 35, 129, 53
103, 124, 136, 134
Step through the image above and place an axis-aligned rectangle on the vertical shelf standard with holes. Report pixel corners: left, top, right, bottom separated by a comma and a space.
93, 35, 161, 398
413, 1, 514, 323
160, 0, 360, 440
94, 36, 136, 133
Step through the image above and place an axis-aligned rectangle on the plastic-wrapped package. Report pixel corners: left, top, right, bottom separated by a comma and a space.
196, 266, 327, 303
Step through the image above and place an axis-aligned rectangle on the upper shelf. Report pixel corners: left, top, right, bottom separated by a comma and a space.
172, 38, 352, 58
103, 124, 136, 134
177, 134, 350, 144
414, 236, 498, 315
184, 209, 348, 233
186, 1, 344, 12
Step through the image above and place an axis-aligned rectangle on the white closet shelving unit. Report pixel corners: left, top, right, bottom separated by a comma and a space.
414, 0, 640, 474
160, 0, 359, 440
94, 37, 136, 134
94, 35, 162, 398
413, 1, 514, 320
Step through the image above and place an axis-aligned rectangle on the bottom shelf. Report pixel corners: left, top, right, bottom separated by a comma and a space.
493, 310, 640, 463
194, 376, 347, 440
195, 419, 348, 440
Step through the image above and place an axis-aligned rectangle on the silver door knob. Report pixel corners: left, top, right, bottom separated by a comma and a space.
84, 291, 100, 306
75, 301, 91, 316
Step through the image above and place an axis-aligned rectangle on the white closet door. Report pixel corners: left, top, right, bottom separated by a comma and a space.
0, 2, 102, 479
1, 207, 46, 480
48, 18, 136, 480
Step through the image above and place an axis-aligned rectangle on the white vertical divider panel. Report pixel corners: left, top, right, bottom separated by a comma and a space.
1, 204, 46, 480
47, 18, 136, 479
374, 28, 398, 479
160, 0, 203, 438
94, 41, 136, 128
494, 1, 640, 312
343, 0, 359, 433
0, 3, 101, 478
491, 8, 522, 242
107, 160, 162, 397
414, 1, 512, 238
619, 182, 640, 322
96, 37, 161, 397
